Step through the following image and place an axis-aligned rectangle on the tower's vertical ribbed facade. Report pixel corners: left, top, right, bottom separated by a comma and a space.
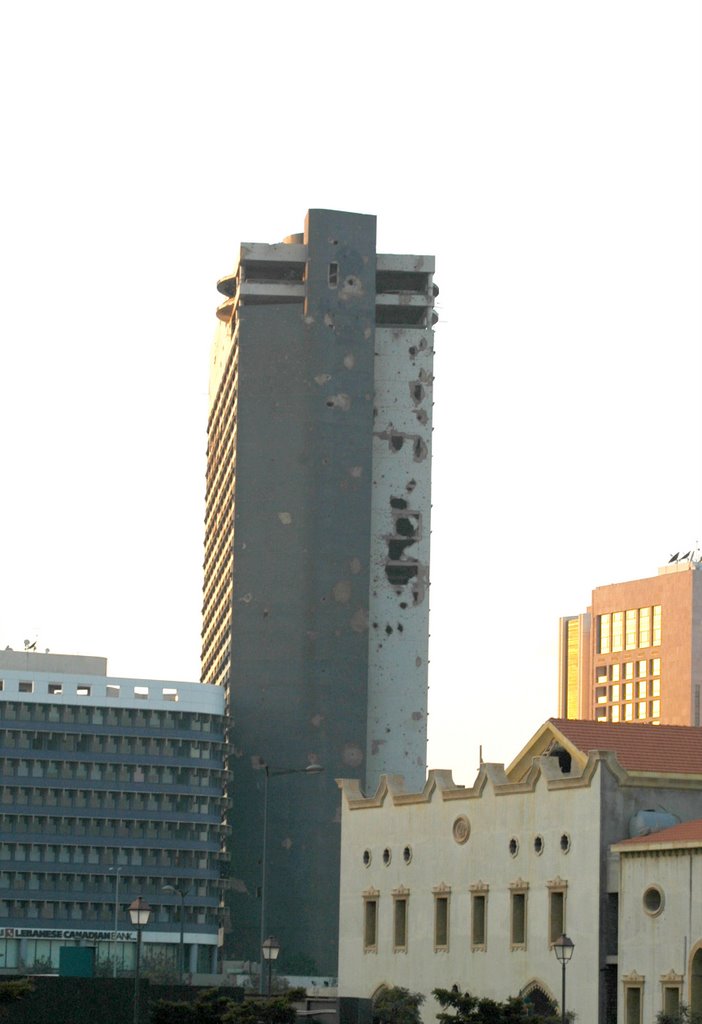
202, 210, 436, 973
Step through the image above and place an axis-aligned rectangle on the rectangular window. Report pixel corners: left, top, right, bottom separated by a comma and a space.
363, 898, 378, 952
549, 890, 565, 944
637, 680, 647, 699
434, 895, 449, 950
393, 897, 407, 951
76, 686, 91, 697
625, 986, 642, 1024
612, 612, 624, 653
663, 987, 680, 1016
48, 683, 62, 696
625, 609, 637, 650
624, 703, 633, 721
652, 605, 662, 646
639, 607, 651, 648
624, 662, 634, 679
162, 688, 178, 702
106, 685, 120, 698
134, 687, 149, 700
511, 891, 527, 948
611, 664, 621, 682
472, 893, 487, 949
612, 704, 621, 722
19, 681, 33, 694
599, 614, 611, 654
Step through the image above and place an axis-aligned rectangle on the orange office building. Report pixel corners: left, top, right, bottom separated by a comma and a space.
559, 557, 702, 726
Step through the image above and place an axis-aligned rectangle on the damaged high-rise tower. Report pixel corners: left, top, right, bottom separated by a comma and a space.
202, 210, 437, 974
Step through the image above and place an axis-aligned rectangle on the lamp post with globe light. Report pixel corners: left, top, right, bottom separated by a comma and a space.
553, 934, 575, 1024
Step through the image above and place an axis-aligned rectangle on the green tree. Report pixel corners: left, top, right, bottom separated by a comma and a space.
0, 979, 34, 1021
223, 997, 297, 1024
373, 986, 425, 1024
433, 987, 558, 1024
657, 1005, 702, 1024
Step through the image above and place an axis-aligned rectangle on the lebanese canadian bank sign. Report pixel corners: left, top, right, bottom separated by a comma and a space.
0, 928, 136, 941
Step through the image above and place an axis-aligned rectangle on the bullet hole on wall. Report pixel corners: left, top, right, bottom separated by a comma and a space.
390, 434, 404, 452
397, 624, 403, 632
400, 602, 408, 609
386, 563, 419, 586
406, 479, 416, 492
324, 312, 335, 329
410, 382, 425, 405
385, 501, 422, 588
413, 437, 428, 461
395, 516, 417, 538
385, 625, 393, 635
388, 538, 414, 560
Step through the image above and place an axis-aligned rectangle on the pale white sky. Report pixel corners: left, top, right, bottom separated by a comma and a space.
1, 1, 700, 784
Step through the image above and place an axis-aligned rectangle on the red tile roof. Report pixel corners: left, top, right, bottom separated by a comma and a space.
616, 818, 702, 847
550, 718, 702, 774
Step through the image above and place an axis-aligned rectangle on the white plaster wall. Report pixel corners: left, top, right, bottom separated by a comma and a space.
618, 849, 702, 1020
338, 763, 601, 1022
366, 325, 433, 792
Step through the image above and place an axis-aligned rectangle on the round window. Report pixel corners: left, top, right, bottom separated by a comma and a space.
509, 837, 519, 857
534, 835, 544, 855
382, 847, 392, 865
362, 849, 371, 867
403, 845, 412, 864
560, 833, 571, 853
643, 886, 664, 916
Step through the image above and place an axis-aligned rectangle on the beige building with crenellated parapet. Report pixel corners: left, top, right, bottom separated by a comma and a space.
337, 719, 702, 1024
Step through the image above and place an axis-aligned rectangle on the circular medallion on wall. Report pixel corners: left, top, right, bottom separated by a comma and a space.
452, 815, 471, 844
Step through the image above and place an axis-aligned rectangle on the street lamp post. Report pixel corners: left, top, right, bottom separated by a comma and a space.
128, 896, 151, 1024
108, 866, 123, 979
161, 884, 190, 983
553, 934, 575, 1024
261, 935, 280, 996
258, 762, 323, 993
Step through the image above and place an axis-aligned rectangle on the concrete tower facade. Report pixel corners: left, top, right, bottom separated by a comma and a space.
201, 210, 436, 974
